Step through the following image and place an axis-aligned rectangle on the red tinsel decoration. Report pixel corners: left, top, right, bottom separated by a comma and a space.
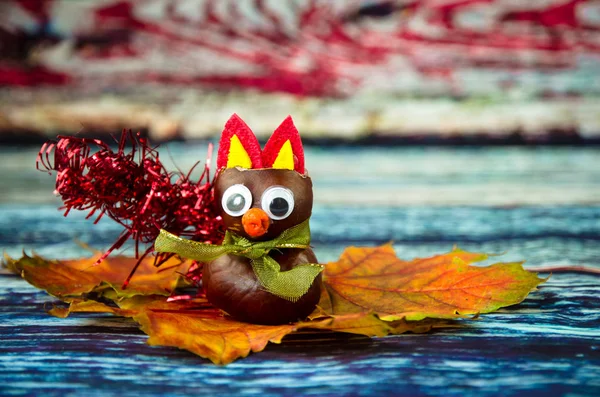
36, 130, 225, 287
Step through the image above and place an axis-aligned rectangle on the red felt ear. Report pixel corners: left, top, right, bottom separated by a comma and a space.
216, 114, 263, 170
262, 116, 305, 174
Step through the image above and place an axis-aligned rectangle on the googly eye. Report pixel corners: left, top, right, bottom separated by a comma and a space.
261, 186, 294, 220
221, 184, 252, 217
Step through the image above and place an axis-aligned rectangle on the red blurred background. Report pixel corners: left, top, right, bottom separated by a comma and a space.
1, 0, 599, 142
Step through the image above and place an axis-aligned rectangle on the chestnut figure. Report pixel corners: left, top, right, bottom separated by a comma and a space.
154, 114, 323, 325
203, 167, 321, 324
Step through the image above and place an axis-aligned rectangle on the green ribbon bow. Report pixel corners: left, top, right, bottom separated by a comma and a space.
154, 219, 323, 302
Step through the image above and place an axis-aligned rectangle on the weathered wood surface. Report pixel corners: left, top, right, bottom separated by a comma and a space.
1, 146, 599, 396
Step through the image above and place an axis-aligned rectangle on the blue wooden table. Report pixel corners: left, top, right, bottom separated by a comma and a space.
1, 145, 599, 396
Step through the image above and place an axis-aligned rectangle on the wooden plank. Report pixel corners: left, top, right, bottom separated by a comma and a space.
1, 271, 599, 396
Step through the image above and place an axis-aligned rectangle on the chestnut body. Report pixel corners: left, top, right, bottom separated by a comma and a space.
203, 248, 322, 325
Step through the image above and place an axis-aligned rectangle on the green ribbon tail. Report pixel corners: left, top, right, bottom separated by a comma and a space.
252, 256, 324, 302
154, 229, 234, 262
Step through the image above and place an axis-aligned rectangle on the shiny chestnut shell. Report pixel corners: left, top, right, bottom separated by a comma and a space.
203, 248, 322, 325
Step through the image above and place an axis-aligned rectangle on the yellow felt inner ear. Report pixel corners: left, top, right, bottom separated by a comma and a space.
271, 140, 295, 170
227, 135, 253, 169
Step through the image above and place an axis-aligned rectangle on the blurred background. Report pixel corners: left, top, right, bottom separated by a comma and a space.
2, 0, 600, 142
0, 0, 599, 264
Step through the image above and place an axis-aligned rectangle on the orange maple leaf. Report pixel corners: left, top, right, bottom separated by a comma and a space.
5, 253, 192, 299
320, 245, 546, 321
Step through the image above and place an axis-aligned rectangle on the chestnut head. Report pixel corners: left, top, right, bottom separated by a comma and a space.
214, 114, 311, 241
214, 167, 313, 241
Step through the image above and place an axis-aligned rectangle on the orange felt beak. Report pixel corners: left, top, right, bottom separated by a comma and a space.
242, 208, 270, 238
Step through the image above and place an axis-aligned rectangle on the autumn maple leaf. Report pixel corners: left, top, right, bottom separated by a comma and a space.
318, 245, 544, 321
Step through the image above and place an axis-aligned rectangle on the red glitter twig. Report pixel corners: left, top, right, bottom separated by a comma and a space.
37, 130, 225, 288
